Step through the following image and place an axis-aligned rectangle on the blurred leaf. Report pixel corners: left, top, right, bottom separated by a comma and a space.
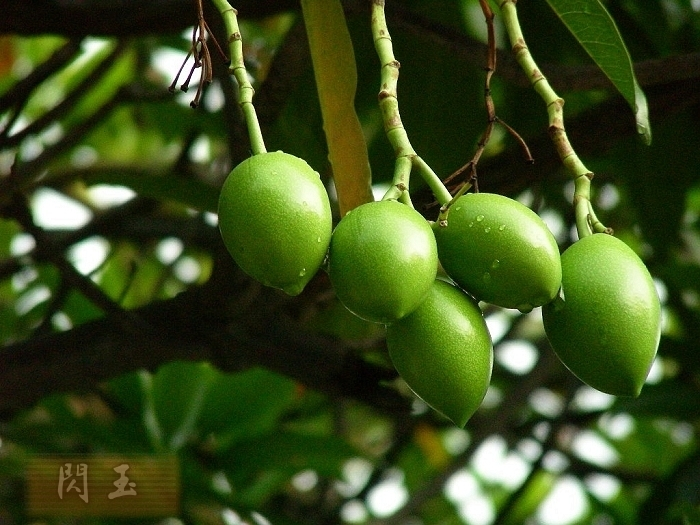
420, 496, 462, 525
151, 361, 217, 451
680, 503, 700, 525
82, 167, 220, 212
61, 288, 104, 325
605, 111, 697, 259
221, 431, 363, 487
502, 470, 557, 525
612, 382, 700, 420
197, 367, 297, 449
0, 219, 20, 258
0, 281, 21, 342
103, 370, 146, 418
544, 0, 651, 143
610, 418, 694, 477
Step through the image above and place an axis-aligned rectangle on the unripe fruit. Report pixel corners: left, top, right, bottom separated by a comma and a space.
218, 151, 332, 296
386, 279, 493, 427
328, 200, 438, 324
542, 233, 661, 396
433, 192, 562, 311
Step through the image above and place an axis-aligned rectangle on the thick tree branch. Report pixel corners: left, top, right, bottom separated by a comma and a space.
0, 252, 407, 419
0, 0, 298, 37
3, 0, 698, 96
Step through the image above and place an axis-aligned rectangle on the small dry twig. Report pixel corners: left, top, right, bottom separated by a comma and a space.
169, 0, 229, 108
443, 0, 532, 196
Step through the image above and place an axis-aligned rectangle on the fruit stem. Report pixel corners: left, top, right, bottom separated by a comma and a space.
414, 156, 452, 206
382, 155, 411, 202
210, 0, 267, 155
498, 0, 607, 240
371, 0, 452, 207
301, 0, 374, 216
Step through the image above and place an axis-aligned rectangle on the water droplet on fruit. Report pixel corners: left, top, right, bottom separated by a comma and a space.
517, 303, 534, 314
469, 222, 474, 228
484, 226, 491, 233
299, 268, 307, 277
491, 259, 500, 269
482, 272, 491, 283
455, 206, 462, 211
476, 215, 485, 222
498, 224, 506, 231
317, 236, 322, 243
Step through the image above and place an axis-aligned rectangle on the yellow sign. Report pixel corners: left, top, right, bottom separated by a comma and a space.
26, 455, 179, 517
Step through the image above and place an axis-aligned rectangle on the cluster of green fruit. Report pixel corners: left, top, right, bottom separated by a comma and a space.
218, 151, 661, 427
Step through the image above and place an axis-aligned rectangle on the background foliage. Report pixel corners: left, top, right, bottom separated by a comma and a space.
0, 0, 699, 523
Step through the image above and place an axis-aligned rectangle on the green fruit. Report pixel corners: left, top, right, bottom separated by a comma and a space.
386, 279, 493, 427
542, 233, 661, 396
328, 200, 438, 324
433, 192, 562, 311
218, 151, 332, 296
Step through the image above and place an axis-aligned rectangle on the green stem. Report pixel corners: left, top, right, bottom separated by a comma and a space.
414, 156, 452, 206
371, 0, 451, 206
210, 0, 266, 155
382, 155, 412, 202
499, 0, 604, 239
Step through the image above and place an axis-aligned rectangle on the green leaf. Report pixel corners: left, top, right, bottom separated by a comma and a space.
151, 361, 217, 451
612, 382, 700, 420
220, 431, 364, 489
544, 0, 651, 144
197, 367, 297, 449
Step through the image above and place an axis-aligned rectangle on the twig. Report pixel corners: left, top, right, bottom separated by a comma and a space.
0, 40, 82, 135
442, 0, 532, 199
0, 190, 148, 334
169, 0, 228, 108
0, 41, 129, 150
371, 0, 452, 206
498, 0, 608, 238
3, 90, 125, 194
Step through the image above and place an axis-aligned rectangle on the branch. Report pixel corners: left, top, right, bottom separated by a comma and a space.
0, 0, 299, 37
383, 2, 700, 93
410, 74, 700, 212
0, 254, 408, 419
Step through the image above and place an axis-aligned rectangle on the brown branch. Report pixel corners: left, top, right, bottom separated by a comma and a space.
0, 261, 408, 418
0, 40, 82, 111
0, 0, 300, 37
3, 1, 698, 96
0, 41, 129, 150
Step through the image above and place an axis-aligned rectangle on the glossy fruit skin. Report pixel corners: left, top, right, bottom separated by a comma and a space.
433, 192, 562, 311
542, 233, 661, 396
386, 279, 493, 427
328, 200, 438, 324
218, 151, 332, 296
